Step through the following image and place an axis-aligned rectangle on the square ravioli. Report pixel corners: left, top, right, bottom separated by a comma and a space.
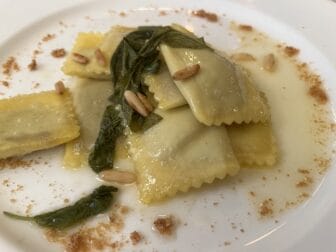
160, 44, 270, 125
62, 26, 134, 80
127, 107, 240, 204
0, 90, 79, 159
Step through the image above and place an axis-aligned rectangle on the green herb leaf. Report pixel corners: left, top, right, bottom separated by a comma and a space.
89, 106, 123, 172
3, 185, 117, 230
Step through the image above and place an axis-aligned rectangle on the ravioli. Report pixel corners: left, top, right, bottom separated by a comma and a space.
0, 90, 79, 159
144, 61, 187, 110
227, 122, 277, 167
160, 45, 270, 125
62, 26, 134, 80
62, 33, 108, 80
127, 107, 240, 204
63, 78, 113, 168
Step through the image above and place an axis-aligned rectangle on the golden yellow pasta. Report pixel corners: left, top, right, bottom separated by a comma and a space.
128, 107, 240, 204
62, 33, 108, 79
62, 26, 134, 80
144, 62, 187, 110
0, 90, 79, 159
160, 45, 270, 125
227, 122, 277, 167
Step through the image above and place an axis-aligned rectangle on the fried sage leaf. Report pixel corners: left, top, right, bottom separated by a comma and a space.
3, 185, 117, 229
89, 25, 208, 173
89, 106, 123, 172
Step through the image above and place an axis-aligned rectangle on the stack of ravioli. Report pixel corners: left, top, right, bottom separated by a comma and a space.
0, 25, 277, 204
61, 25, 277, 204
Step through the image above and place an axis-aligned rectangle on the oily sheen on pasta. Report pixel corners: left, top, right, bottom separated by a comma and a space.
0, 90, 79, 159
160, 44, 270, 125
144, 61, 187, 110
128, 107, 240, 204
227, 122, 277, 167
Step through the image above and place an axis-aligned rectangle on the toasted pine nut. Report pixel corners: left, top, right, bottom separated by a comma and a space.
262, 53, 276, 72
72, 53, 89, 64
99, 170, 136, 184
173, 64, 200, 81
94, 48, 106, 67
54, 81, 66, 95
136, 92, 153, 112
124, 90, 149, 117
231, 53, 256, 61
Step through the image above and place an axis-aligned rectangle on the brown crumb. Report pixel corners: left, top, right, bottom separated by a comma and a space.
153, 215, 175, 235
240, 228, 245, 233
130, 231, 142, 245
2, 56, 20, 76
296, 176, 313, 187
262, 53, 276, 72
63, 198, 69, 204
119, 11, 126, 17
32, 83, 40, 88
238, 24, 253, 31
308, 85, 328, 104
0, 158, 33, 170
42, 34, 55, 42
1, 80, 9, 87
298, 169, 310, 174
159, 10, 167, 16
120, 205, 129, 215
213, 202, 219, 206
10, 198, 17, 203
259, 199, 274, 216
33, 49, 42, 57
249, 191, 256, 197
284, 46, 299, 57
51, 48, 66, 58
66, 233, 87, 252
54, 81, 65, 95
224, 241, 231, 246
191, 9, 218, 22
28, 59, 37, 71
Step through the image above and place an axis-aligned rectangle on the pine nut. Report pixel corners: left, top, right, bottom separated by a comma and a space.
99, 170, 136, 184
136, 92, 153, 112
124, 90, 149, 117
72, 53, 89, 64
172, 64, 200, 81
94, 48, 106, 67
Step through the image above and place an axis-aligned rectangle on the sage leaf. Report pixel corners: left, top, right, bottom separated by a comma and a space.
3, 185, 117, 230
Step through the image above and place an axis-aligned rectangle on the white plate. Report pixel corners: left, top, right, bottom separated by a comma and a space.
0, 0, 336, 251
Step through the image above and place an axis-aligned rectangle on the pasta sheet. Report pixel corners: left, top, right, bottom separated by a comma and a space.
128, 107, 240, 204
160, 45, 270, 125
0, 90, 79, 159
